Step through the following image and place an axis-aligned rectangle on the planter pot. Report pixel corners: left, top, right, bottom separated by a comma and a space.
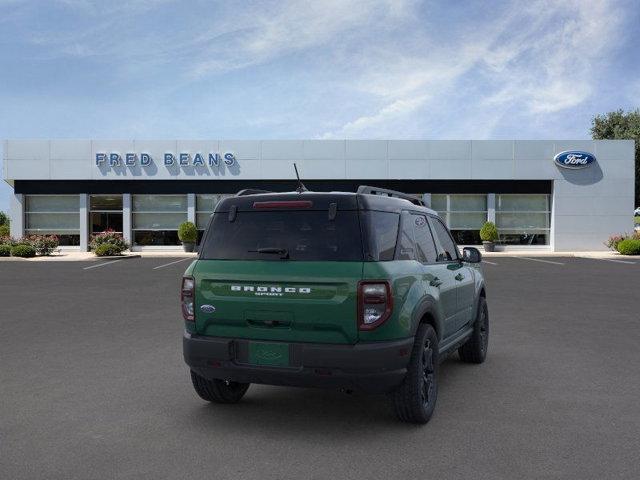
482, 241, 495, 252
182, 242, 195, 253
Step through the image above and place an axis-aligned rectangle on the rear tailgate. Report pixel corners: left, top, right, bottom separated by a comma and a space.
194, 260, 363, 344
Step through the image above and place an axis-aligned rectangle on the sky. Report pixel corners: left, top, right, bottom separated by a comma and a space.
1, 0, 639, 212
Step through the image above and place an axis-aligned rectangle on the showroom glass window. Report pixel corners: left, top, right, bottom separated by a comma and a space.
132, 195, 187, 246
496, 194, 550, 245
430, 194, 487, 245
90, 195, 122, 235
24, 195, 80, 246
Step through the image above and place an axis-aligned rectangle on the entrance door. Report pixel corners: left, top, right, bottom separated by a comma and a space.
90, 195, 123, 235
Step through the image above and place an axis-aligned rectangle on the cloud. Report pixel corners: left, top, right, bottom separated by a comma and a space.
0, 0, 632, 141
323, 0, 625, 138
189, 0, 415, 77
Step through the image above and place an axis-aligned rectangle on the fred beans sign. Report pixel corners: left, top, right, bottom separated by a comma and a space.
95, 151, 236, 168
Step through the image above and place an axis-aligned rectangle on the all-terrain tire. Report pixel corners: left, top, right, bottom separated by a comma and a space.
391, 324, 438, 424
190, 370, 250, 404
458, 296, 489, 364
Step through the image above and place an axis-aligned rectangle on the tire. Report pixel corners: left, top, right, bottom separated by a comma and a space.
391, 324, 438, 424
190, 370, 250, 404
458, 296, 489, 364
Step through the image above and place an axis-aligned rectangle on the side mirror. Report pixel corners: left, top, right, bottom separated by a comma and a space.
462, 247, 482, 263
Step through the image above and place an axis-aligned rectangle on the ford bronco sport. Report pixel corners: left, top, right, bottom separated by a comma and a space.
182, 186, 488, 423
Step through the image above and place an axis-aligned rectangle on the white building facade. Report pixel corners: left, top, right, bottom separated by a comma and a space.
2, 139, 635, 251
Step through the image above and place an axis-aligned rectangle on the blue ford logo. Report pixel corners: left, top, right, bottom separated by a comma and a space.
200, 304, 216, 313
554, 150, 595, 169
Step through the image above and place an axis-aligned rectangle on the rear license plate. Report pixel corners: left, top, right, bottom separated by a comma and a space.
248, 342, 290, 367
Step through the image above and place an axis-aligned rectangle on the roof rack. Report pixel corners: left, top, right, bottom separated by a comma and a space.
235, 188, 273, 197
357, 185, 425, 206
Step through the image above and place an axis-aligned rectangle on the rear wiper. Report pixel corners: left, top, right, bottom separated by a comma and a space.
248, 247, 290, 259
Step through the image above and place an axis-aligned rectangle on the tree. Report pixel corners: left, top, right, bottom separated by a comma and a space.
590, 109, 640, 206
0, 211, 9, 226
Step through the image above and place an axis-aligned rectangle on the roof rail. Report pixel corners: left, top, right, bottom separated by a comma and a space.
235, 188, 273, 197
357, 185, 425, 206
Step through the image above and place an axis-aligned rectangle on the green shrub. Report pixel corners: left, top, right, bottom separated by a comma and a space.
178, 221, 197, 243
0, 244, 11, 256
616, 238, 640, 255
90, 230, 129, 252
94, 243, 125, 257
635, 216, 640, 224
0, 224, 9, 237
0, 211, 9, 226
479, 222, 499, 242
604, 234, 627, 251
10, 244, 36, 258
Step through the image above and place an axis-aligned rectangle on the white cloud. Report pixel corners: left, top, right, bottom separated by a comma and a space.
190, 0, 414, 77
4, 0, 630, 140
323, 0, 625, 138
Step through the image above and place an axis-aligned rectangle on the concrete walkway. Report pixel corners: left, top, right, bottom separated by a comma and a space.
0, 251, 197, 261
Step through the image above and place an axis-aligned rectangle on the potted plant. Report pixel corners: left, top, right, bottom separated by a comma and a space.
178, 221, 198, 252
480, 221, 499, 252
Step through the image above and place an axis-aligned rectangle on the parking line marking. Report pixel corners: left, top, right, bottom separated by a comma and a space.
516, 257, 565, 265
482, 260, 499, 265
153, 258, 192, 270
589, 257, 636, 265
83, 259, 123, 270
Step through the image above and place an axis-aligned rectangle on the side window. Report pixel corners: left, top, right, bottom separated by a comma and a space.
396, 213, 416, 260
429, 217, 460, 262
362, 211, 400, 261
412, 214, 438, 263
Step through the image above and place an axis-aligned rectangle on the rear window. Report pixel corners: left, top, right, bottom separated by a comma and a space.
200, 211, 364, 261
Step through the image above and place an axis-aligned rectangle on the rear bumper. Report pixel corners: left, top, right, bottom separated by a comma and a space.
183, 332, 413, 394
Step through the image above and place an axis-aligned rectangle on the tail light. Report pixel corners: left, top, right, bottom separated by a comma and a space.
181, 276, 195, 322
253, 200, 313, 209
358, 281, 393, 330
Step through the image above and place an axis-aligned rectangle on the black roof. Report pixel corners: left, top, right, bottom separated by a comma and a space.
215, 189, 438, 215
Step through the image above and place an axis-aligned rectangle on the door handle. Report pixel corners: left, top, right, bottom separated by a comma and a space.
429, 277, 443, 287
455, 273, 464, 281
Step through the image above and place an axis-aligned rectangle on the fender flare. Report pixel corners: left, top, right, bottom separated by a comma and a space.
410, 295, 444, 340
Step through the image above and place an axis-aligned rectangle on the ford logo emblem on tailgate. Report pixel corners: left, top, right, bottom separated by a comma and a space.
200, 304, 216, 313
554, 150, 595, 169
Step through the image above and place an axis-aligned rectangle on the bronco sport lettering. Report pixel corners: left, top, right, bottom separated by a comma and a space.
230, 285, 311, 295
182, 186, 489, 424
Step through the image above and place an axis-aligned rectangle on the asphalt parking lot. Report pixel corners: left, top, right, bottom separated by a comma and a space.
1, 257, 639, 479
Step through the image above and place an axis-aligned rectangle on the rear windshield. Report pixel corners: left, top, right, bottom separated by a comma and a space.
200, 211, 364, 261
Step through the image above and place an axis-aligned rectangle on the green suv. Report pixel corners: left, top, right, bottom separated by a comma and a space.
182, 186, 488, 423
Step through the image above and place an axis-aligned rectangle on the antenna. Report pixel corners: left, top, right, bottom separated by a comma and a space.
293, 163, 308, 193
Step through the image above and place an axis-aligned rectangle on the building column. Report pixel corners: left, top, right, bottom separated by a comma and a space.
445, 194, 451, 226
487, 193, 496, 223
123, 194, 132, 246
10, 193, 24, 239
187, 193, 196, 224
549, 182, 556, 252
79, 194, 89, 251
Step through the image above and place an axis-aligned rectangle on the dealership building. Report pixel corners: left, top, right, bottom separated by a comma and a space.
2, 139, 635, 251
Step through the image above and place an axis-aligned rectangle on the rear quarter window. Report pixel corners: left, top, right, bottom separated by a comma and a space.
361, 211, 399, 261
200, 210, 363, 261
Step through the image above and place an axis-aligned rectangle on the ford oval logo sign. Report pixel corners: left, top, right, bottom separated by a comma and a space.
554, 150, 595, 169
200, 304, 216, 314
